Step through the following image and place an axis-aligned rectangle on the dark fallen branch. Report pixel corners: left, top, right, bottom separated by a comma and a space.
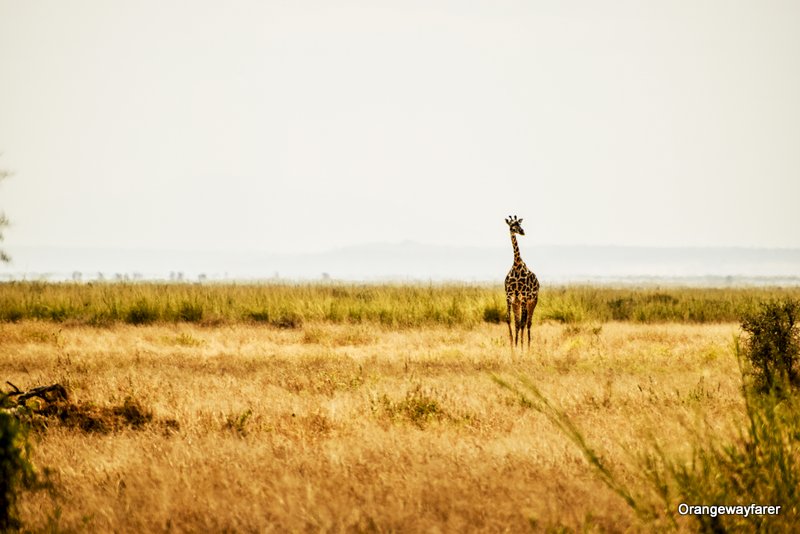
4, 382, 69, 404
19, 384, 69, 403
2, 383, 175, 434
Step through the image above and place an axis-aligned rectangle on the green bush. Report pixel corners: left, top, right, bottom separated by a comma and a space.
246, 308, 303, 329
482, 304, 504, 324
125, 299, 159, 325
0, 402, 36, 530
741, 300, 800, 393
177, 301, 204, 322
271, 309, 303, 329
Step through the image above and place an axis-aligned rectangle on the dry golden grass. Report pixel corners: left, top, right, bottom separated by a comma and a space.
1, 320, 744, 532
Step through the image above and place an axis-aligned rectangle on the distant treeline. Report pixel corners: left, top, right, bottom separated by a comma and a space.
0, 282, 798, 327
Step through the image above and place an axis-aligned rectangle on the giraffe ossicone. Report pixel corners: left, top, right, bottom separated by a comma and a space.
504, 215, 540, 349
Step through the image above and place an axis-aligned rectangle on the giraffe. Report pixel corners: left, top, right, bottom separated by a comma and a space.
504, 215, 540, 349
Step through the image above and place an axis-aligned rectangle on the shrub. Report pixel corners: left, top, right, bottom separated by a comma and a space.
741, 300, 800, 393
376, 386, 446, 428
0, 402, 36, 530
126, 299, 159, 325
608, 298, 633, 321
246, 308, 303, 329
482, 304, 504, 324
177, 301, 203, 322
0, 306, 23, 323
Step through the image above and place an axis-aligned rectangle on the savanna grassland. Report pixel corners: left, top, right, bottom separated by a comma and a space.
2, 283, 800, 532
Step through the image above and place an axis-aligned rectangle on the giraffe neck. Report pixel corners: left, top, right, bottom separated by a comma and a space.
510, 233, 522, 265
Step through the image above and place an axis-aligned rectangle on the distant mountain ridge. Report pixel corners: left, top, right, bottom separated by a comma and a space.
1, 243, 799, 285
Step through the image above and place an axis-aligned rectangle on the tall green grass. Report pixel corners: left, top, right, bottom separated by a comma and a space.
495, 326, 800, 531
1, 282, 798, 327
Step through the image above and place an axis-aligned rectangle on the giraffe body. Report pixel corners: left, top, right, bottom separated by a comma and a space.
504, 216, 540, 349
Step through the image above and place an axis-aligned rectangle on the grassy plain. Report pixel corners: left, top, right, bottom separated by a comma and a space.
0, 333, 741, 526
0, 283, 796, 531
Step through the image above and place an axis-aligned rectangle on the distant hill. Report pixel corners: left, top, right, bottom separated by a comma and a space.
1, 243, 799, 285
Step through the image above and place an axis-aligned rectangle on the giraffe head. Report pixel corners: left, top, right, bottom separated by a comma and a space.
505, 215, 525, 236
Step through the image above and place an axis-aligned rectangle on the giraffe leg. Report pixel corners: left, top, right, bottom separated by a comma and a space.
506, 300, 514, 347
526, 299, 536, 350
512, 301, 522, 347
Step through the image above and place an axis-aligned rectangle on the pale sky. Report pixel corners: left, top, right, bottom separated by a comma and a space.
1, 0, 798, 255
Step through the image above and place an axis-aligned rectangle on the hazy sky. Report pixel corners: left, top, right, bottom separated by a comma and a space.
1, 0, 798, 255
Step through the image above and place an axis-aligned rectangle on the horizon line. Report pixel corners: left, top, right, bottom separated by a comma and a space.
4, 242, 800, 255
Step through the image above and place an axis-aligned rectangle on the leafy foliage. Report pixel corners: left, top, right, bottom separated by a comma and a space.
741, 299, 800, 393
0, 398, 36, 530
